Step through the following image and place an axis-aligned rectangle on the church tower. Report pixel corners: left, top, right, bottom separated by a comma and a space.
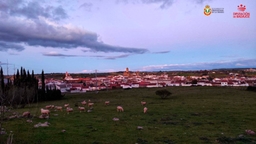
123, 67, 130, 77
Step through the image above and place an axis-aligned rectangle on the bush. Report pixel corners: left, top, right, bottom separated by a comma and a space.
155, 89, 172, 99
246, 86, 256, 92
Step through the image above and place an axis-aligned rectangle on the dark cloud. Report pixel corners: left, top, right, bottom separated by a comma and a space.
153, 50, 170, 54
105, 54, 131, 59
91, 55, 105, 58
117, 0, 210, 9
42, 52, 80, 57
79, 2, 93, 11
43, 51, 131, 60
0, 16, 149, 53
81, 49, 133, 59
42, 52, 120, 59
8, 52, 19, 55
0, 41, 25, 51
0, 0, 148, 54
52, 6, 68, 20
0, 0, 67, 20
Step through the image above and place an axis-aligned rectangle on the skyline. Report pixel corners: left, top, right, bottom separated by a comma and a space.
0, 0, 256, 74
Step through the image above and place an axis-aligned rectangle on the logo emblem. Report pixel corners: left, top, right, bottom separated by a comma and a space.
204, 5, 212, 16
233, 4, 250, 18
237, 4, 246, 11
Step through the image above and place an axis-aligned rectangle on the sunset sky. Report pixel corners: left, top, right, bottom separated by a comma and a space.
0, 0, 255, 74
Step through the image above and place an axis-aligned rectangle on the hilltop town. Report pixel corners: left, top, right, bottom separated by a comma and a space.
39, 68, 256, 93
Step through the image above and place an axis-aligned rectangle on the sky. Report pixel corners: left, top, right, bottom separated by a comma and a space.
0, 0, 256, 74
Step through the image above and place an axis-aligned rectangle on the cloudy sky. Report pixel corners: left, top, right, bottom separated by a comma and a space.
0, 0, 255, 74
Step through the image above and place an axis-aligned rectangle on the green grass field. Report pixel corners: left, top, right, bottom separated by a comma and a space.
1, 87, 256, 144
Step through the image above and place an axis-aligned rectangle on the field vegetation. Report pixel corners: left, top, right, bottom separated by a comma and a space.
0, 86, 256, 144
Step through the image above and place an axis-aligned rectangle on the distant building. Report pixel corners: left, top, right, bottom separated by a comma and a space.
64, 72, 79, 81
123, 68, 130, 77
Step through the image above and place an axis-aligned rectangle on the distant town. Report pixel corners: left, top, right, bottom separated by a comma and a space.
29, 68, 256, 93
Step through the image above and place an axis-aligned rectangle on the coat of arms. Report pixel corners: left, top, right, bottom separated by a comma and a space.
204, 5, 212, 16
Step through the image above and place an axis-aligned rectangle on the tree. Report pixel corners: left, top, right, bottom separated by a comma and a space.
31, 70, 34, 79
16, 69, 20, 80
20, 67, 23, 78
41, 70, 45, 96
155, 89, 172, 99
0, 68, 4, 93
0, 67, 6, 130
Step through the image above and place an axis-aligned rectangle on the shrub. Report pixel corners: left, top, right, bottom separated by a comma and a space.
246, 86, 256, 92
155, 89, 172, 99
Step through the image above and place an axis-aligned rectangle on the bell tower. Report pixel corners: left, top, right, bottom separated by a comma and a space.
123, 67, 130, 77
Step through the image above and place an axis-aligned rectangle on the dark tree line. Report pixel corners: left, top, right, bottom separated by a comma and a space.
0, 67, 63, 109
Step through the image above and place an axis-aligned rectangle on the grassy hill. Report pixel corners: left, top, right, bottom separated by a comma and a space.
1, 87, 256, 144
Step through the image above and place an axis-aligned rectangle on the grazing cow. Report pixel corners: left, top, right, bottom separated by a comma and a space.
117, 106, 124, 112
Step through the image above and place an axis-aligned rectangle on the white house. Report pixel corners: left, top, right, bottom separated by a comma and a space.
146, 83, 163, 88
221, 80, 228, 86
197, 81, 212, 86
121, 84, 132, 89
131, 83, 140, 88
181, 83, 192, 86
56, 84, 68, 93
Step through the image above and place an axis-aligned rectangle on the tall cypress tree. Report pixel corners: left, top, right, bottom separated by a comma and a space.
23, 68, 26, 80
41, 70, 45, 94
0, 68, 4, 93
20, 67, 23, 78
15, 69, 20, 86
27, 70, 31, 81
31, 70, 34, 79
16, 69, 20, 80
